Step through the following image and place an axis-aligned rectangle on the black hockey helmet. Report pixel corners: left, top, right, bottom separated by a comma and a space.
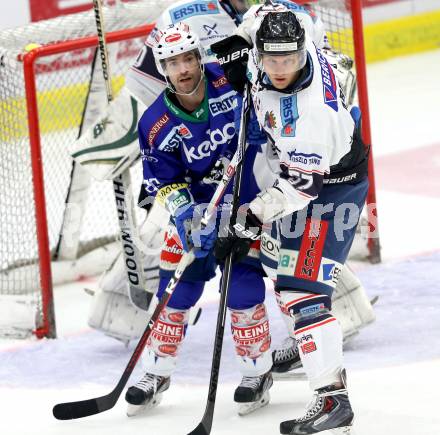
256, 11, 306, 56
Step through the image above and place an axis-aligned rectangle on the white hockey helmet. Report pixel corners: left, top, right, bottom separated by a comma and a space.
152, 23, 205, 77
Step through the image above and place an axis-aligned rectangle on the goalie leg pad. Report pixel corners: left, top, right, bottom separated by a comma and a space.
88, 290, 150, 343
230, 303, 273, 377
141, 305, 190, 377
279, 290, 343, 390
332, 265, 376, 341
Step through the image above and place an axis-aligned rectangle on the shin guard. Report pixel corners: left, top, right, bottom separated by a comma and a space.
141, 305, 189, 377
279, 291, 343, 390
230, 303, 272, 377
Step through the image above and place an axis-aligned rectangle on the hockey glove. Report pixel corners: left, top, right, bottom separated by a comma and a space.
202, 155, 231, 185
211, 35, 252, 94
164, 186, 217, 258
214, 207, 262, 264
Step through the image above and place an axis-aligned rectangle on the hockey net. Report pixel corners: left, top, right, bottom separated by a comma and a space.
0, 0, 379, 339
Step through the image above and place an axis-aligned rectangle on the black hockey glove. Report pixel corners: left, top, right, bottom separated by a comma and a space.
214, 208, 262, 264
210, 35, 252, 94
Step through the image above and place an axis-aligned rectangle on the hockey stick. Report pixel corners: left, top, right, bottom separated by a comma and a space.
92, 0, 152, 311
188, 83, 251, 435
52, 93, 250, 421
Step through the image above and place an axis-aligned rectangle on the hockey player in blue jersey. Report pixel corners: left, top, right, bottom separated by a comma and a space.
211, 6, 370, 435
125, 22, 274, 417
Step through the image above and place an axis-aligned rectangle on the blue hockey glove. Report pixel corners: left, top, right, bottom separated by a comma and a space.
163, 185, 216, 258
195, 223, 217, 258
173, 203, 197, 254
175, 205, 218, 258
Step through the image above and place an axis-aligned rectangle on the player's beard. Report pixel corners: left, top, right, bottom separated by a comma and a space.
173, 70, 203, 95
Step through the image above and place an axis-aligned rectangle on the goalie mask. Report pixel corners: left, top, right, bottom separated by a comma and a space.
153, 23, 206, 95
256, 11, 306, 77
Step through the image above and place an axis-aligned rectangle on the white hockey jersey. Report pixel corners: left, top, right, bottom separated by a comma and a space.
126, 0, 328, 106
247, 37, 355, 221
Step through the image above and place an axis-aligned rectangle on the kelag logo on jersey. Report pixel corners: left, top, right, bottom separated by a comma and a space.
280, 95, 299, 137
170, 1, 220, 23
316, 50, 338, 112
208, 90, 236, 116
183, 122, 235, 163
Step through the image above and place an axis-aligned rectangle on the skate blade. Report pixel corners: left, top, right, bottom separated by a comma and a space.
238, 391, 270, 416
126, 393, 163, 417
331, 425, 354, 435
272, 370, 306, 381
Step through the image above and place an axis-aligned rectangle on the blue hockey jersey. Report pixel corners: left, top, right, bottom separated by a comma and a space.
138, 63, 238, 205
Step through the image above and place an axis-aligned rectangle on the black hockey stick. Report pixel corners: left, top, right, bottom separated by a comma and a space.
52, 92, 250, 421
52, 250, 192, 420
188, 83, 251, 435
93, 0, 152, 311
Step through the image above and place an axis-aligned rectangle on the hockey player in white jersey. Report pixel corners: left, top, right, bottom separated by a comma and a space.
211, 5, 370, 434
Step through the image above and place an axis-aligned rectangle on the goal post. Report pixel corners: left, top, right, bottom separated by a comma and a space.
349, 0, 381, 264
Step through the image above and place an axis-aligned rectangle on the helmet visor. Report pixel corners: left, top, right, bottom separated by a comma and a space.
160, 50, 202, 76
260, 49, 306, 75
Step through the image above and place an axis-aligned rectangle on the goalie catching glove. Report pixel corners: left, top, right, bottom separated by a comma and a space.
214, 207, 263, 264
69, 89, 143, 181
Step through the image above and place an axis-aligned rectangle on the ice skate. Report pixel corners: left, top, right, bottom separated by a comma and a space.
271, 337, 303, 378
125, 373, 170, 417
234, 371, 273, 416
279, 384, 354, 435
